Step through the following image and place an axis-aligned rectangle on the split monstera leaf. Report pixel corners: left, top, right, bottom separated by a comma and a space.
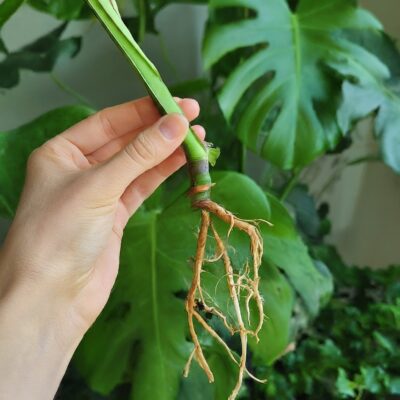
204, 0, 400, 173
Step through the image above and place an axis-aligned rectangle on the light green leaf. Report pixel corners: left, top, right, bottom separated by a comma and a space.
263, 194, 333, 315
203, 0, 388, 169
332, 30, 400, 173
359, 366, 387, 394
336, 368, 357, 397
338, 81, 400, 175
0, 105, 94, 217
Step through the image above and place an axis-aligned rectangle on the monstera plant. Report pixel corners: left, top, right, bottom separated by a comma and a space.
0, 0, 399, 398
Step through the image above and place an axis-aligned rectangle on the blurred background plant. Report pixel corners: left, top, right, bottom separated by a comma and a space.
0, 0, 399, 398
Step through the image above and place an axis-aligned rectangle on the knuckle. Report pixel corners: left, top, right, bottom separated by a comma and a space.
125, 133, 156, 164
27, 146, 48, 169
97, 109, 117, 140
27, 140, 62, 171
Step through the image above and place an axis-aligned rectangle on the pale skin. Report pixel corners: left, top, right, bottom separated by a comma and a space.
0, 96, 204, 400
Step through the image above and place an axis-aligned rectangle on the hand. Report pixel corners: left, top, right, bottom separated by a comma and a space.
0, 97, 204, 400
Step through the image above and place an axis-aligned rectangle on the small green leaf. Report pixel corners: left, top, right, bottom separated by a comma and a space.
0, 105, 94, 217
0, 23, 81, 89
207, 146, 220, 166
28, 0, 91, 20
336, 368, 356, 397
359, 366, 387, 394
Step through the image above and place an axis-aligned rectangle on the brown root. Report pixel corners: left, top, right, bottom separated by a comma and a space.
184, 200, 267, 399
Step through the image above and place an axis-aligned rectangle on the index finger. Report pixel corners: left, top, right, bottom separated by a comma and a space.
59, 96, 199, 155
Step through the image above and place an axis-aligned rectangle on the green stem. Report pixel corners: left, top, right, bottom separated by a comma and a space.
134, 0, 146, 42
280, 169, 300, 201
239, 142, 246, 173
50, 73, 93, 108
85, 0, 211, 204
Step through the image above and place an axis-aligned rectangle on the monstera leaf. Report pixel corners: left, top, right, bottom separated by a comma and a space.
203, 0, 391, 169
338, 31, 400, 174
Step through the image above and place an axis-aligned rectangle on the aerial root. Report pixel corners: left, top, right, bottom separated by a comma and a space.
184, 200, 267, 399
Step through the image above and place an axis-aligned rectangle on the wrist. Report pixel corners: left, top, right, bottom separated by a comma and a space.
0, 263, 85, 399
0, 253, 87, 344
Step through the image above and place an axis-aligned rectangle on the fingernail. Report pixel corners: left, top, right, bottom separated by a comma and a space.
159, 114, 188, 140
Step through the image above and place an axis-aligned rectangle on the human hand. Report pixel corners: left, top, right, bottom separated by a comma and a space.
0, 97, 204, 399
1, 96, 204, 327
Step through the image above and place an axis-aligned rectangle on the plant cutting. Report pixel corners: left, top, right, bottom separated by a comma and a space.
84, 0, 267, 397
2, 0, 400, 398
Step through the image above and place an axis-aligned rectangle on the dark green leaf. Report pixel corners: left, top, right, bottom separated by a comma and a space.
0, 23, 81, 89
0, 105, 94, 218
286, 184, 322, 240
0, 38, 7, 53
28, 0, 91, 20
169, 78, 210, 98
203, 0, 389, 169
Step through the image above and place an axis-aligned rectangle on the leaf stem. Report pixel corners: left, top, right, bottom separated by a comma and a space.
280, 169, 301, 201
50, 73, 93, 108
239, 142, 247, 173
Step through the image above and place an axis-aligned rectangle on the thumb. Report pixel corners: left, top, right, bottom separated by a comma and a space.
95, 113, 189, 195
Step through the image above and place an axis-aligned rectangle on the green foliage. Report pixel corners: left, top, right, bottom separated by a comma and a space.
1, 0, 400, 399
0, 23, 81, 88
258, 247, 400, 400
203, 0, 397, 171
337, 27, 400, 173
0, 105, 94, 217
28, 0, 92, 20
263, 194, 332, 315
